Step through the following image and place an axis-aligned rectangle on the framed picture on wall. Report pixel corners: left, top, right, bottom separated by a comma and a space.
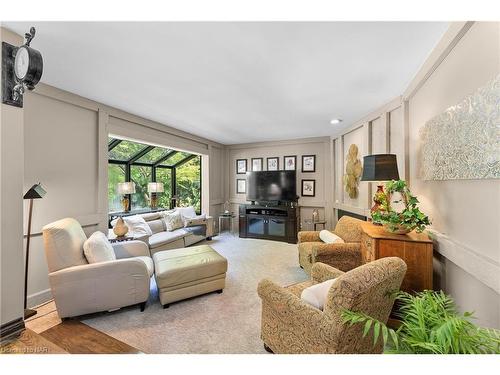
301, 179, 315, 197
237, 179, 246, 194
267, 157, 279, 171
251, 158, 263, 171
302, 155, 316, 172
284, 155, 296, 170
236, 159, 247, 174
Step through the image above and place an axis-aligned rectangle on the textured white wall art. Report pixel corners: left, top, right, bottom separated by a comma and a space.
420, 74, 500, 180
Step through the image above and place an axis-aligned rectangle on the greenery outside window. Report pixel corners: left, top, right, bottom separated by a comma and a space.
108, 137, 202, 213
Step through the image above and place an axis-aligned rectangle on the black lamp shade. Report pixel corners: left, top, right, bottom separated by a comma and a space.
23, 183, 46, 199
361, 154, 400, 182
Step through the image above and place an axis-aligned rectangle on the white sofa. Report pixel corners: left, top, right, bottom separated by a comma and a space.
112, 207, 214, 256
42, 218, 153, 318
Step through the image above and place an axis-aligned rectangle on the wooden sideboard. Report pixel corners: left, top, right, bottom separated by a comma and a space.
360, 222, 433, 293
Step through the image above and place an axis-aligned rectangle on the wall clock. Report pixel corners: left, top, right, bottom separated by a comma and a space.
2, 27, 43, 108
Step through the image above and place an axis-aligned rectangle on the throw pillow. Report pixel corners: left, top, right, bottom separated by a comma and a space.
111, 215, 153, 238
83, 231, 116, 264
319, 230, 345, 244
300, 278, 337, 310
175, 206, 197, 221
163, 211, 184, 231
183, 214, 207, 227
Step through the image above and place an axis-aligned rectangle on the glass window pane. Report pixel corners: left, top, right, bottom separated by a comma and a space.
109, 140, 148, 161
108, 137, 115, 145
176, 156, 201, 213
156, 168, 172, 209
108, 164, 126, 212
130, 165, 152, 209
136, 147, 172, 164
160, 151, 192, 166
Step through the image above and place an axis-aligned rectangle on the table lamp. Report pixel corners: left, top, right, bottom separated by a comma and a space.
148, 182, 164, 209
360, 154, 400, 219
23, 183, 46, 319
117, 182, 136, 212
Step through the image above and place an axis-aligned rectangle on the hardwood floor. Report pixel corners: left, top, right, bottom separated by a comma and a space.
2, 301, 142, 354
41, 320, 142, 354
1, 329, 67, 354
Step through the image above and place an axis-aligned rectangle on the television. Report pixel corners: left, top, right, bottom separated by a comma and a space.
246, 170, 297, 202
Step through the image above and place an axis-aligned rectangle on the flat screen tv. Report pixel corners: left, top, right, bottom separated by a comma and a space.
246, 170, 297, 202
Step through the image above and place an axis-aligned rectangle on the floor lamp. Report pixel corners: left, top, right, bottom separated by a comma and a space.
23, 183, 46, 319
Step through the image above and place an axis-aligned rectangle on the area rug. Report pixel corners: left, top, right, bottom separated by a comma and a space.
81, 234, 308, 353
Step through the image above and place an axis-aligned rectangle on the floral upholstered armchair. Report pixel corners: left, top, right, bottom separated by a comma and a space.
298, 216, 365, 274
257, 258, 407, 354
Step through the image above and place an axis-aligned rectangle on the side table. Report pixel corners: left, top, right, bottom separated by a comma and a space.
218, 214, 236, 235
360, 222, 433, 292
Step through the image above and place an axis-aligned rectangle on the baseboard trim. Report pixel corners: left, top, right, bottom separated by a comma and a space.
429, 229, 500, 294
27, 288, 53, 308
0, 317, 25, 345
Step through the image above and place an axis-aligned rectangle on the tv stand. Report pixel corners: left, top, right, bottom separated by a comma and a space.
239, 203, 300, 244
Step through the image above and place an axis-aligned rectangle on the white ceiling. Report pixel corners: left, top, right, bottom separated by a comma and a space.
4, 22, 448, 144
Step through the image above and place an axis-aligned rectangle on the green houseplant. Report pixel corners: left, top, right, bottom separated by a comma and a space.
342, 290, 500, 354
371, 180, 430, 234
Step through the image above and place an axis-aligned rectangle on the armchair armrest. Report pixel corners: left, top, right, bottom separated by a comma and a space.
112, 240, 150, 259
48, 258, 150, 318
257, 279, 324, 317
298, 231, 321, 243
311, 262, 345, 283
311, 242, 361, 272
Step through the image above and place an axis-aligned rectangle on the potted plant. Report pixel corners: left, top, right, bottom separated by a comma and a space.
371, 180, 430, 234
342, 290, 500, 354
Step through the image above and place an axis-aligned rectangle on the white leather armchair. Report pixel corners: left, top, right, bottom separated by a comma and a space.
42, 218, 153, 318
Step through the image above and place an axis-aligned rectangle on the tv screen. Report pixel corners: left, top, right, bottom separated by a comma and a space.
246, 170, 297, 202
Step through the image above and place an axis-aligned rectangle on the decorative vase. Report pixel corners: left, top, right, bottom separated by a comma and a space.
113, 217, 129, 237
382, 223, 414, 235
312, 209, 319, 223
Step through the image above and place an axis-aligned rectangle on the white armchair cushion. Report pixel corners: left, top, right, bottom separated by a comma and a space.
319, 230, 345, 244
83, 232, 116, 264
300, 278, 337, 310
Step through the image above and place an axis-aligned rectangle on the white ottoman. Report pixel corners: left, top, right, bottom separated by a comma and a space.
153, 245, 228, 307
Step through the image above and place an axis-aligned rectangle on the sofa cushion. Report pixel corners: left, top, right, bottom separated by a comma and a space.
163, 211, 184, 231
183, 214, 207, 227
83, 231, 116, 264
147, 219, 165, 234
319, 230, 345, 244
148, 229, 188, 249
135, 256, 154, 277
176, 206, 197, 220
301, 278, 337, 310
153, 245, 228, 287
42, 218, 89, 272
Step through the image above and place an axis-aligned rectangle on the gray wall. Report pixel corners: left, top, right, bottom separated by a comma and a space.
332, 22, 500, 329
227, 137, 333, 231
22, 83, 226, 307
0, 28, 25, 327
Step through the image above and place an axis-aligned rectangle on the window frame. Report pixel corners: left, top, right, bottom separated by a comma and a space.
108, 138, 202, 214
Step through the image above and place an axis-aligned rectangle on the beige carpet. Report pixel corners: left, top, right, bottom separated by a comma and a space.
81, 234, 308, 353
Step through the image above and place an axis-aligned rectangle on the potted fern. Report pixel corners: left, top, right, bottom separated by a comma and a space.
342, 290, 500, 354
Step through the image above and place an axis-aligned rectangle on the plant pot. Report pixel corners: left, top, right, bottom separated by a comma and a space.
382, 223, 414, 235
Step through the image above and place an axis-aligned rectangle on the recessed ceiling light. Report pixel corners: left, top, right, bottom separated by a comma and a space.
330, 118, 343, 125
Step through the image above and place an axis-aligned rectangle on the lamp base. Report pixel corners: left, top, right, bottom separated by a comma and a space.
24, 308, 37, 320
